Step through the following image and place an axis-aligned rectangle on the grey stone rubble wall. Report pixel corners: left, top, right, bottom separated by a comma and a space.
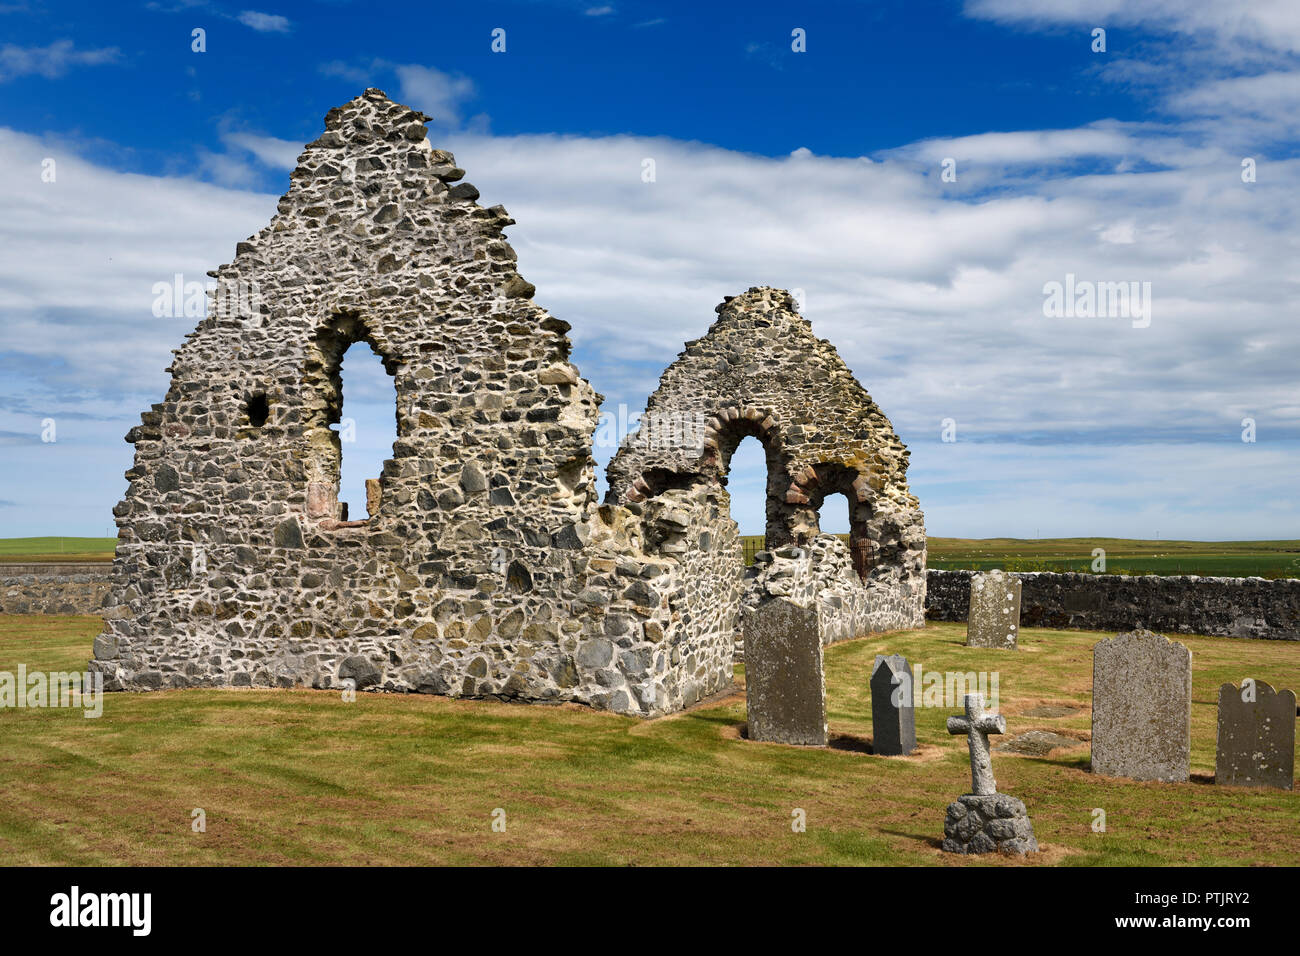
926, 569, 1300, 641
0, 563, 111, 615
741, 534, 924, 654
605, 287, 927, 636
89, 89, 741, 717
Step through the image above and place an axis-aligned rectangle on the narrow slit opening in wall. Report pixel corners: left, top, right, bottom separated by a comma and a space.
333, 340, 398, 521
246, 392, 269, 428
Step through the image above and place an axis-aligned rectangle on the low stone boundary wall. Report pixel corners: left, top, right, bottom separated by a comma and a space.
926, 569, 1300, 641
0, 563, 111, 615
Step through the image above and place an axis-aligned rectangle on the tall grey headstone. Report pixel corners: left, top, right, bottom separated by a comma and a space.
871, 654, 916, 756
745, 597, 827, 746
941, 694, 1038, 855
1091, 629, 1192, 782
1215, 680, 1296, 790
967, 570, 1020, 649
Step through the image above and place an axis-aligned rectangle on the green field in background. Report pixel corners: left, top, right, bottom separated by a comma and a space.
0, 538, 116, 562
4, 535, 1300, 578
740, 535, 1300, 579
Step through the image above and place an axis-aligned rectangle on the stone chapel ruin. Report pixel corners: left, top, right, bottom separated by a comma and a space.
89, 89, 926, 717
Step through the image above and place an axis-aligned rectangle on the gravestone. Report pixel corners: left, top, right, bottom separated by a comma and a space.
941, 693, 1038, 855
1090, 629, 1191, 782
745, 598, 827, 746
1215, 680, 1296, 790
967, 570, 1020, 649
870, 654, 916, 756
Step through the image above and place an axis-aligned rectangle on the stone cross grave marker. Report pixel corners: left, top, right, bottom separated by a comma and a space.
941, 693, 1039, 854
745, 597, 827, 747
1091, 629, 1191, 782
967, 569, 1020, 649
1215, 680, 1296, 790
871, 654, 916, 756
947, 692, 1005, 794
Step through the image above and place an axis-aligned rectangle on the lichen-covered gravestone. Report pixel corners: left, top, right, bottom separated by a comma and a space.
745, 598, 827, 746
1215, 680, 1296, 790
966, 570, 1020, 649
1090, 629, 1192, 782
941, 693, 1038, 855
870, 654, 915, 756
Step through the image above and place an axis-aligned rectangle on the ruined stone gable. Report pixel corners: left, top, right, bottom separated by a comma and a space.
607, 288, 927, 634
91, 92, 926, 714
91, 90, 740, 716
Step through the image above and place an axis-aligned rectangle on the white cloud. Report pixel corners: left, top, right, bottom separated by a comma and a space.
393, 64, 477, 127
4, 77, 1300, 536
965, 0, 1300, 56
236, 10, 291, 33
318, 60, 480, 129
0, 39, 119, 81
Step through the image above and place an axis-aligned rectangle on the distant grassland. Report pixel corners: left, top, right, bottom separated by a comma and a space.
741, 536, 1300, 579
0, 537, 116, 563
3, 535, 1300, 579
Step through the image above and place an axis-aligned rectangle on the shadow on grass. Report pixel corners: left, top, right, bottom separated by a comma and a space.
880, 828, 943, 850
828, 733, 873, 755
731, 723, 876, 755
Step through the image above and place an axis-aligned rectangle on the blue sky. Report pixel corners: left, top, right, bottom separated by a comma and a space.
2, 0, 1299, 539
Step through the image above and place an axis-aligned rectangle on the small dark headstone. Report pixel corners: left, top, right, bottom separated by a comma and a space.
870, 654, 915, 755
1215, 680, 1296, 790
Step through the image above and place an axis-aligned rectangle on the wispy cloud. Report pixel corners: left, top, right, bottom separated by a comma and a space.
236, 10, 291, 33
0, 39, 119, 82
319, 60, 481, 129
393, 64, 477, 127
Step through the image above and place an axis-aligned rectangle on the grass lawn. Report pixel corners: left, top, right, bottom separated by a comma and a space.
0, 614, 1296, 866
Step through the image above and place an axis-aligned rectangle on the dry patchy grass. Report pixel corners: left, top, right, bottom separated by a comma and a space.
0, 615, 1296, 866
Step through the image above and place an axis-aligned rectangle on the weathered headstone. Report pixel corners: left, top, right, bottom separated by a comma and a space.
1215, 680, 1296, 790
967, 569, 1020, 649
941, 693, 1038, 855
870, 654, 916, 756
1090, 629, 1191, 782
745, 598, 826, 746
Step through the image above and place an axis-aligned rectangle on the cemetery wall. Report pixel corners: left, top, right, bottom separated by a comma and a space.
0, 563, 111, 615
926, 569, 1300, 641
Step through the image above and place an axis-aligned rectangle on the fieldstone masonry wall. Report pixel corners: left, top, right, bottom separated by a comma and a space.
927, 569, 1300, 641
741, 533, 921, 649
90, 89, 746, 716
1, 564, 110, 615
608, 287, 927, 645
